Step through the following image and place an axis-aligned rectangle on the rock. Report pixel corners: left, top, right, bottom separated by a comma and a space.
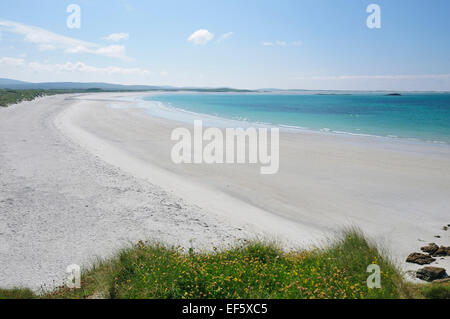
432, 246, 450, 257
421, 243, 439, 254
416, 267, 447, 282
443, 226, 448, 231
434, 235, 441, 238
406, 252, 436, 265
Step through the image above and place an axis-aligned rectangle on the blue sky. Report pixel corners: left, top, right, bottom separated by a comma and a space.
0, 0, 449, 90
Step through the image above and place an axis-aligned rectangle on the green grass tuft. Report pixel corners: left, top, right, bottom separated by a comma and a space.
0, 288, 37, 299
1, 229, 445, 299
419, 283, 450, 299
48, 230, 412, 299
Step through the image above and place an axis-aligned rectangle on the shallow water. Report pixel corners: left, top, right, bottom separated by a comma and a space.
142, 92, 450, 143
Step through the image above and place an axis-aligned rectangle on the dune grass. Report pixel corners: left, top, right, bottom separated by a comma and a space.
0, 89, 47, 107
1, 229, 448, 299
0, 288, 36, 299
0, 88, 108, 107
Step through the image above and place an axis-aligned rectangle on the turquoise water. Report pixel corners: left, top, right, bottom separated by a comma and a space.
143, 93, 450, 143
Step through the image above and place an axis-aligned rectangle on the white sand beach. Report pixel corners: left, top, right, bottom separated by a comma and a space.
1, 92, 449, 290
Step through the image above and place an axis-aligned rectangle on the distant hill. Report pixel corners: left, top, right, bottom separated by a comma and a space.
0, 78, 30, 86
0, 78, 253, 92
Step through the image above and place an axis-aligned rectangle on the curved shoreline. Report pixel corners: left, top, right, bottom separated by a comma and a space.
55, 94, 326, 245
57, 93, 450, 270
137, 92, 450, 146
0, 94, 250, 291
1, 92, 449, 290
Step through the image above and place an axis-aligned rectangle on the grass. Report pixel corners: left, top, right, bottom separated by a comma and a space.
0, 88, 114, 107
416, 283, 450, 299
0, 288, 36, 299
0, 87, 254, 107
0, 89, 48, 107
1, 229, 448, 299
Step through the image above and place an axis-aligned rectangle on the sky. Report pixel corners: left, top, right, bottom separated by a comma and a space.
0, 0, 449, 90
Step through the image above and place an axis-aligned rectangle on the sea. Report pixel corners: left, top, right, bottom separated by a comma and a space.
139, 92, 450, 144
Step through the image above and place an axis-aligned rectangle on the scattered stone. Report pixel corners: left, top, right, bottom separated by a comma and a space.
434, 235, 441, 238
443, 226, 448, 231
432, 246, 450, 257
416, 267, 447, 282
406, 252, 436, 265
420, 243, 439, 255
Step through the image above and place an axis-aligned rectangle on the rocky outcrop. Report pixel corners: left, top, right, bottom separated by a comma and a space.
408, 225, 449, 282
406, 252, 436, 265
432, 246, 450, 257
420, 243, 439, 255
416, 267, 447, 282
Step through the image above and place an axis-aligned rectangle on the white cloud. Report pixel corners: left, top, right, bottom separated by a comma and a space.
103, 33, 129, 42
262, 40, 300, 47
93, 45, 127, 59
217, 32, 233, 43
38, 44, 57, 51
160, 70, 169, 77
0, 19, 128, 59
0, 56, 148, 76
188, 29, 214, 45
0, 56, 25, 66
27, 61, 149, 75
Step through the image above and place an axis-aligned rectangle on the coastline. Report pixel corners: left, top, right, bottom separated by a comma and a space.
58, 93, 450, 271
0, 94, 250, 292
1, 92, 449, 290
137, 92, 450, 145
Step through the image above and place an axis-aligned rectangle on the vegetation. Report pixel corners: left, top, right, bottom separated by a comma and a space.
1, 229, 448, 299
415, 282, 450, 299
0, 89, 47, 107
0, 87, 254, 107
0, 288, 36, 299
0, 89, 101, 107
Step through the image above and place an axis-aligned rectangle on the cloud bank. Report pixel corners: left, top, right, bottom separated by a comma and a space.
0, 19, 128, 59
0, 57, 149, 76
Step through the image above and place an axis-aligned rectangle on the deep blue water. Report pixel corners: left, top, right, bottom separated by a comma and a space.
143, 93, 450, 143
